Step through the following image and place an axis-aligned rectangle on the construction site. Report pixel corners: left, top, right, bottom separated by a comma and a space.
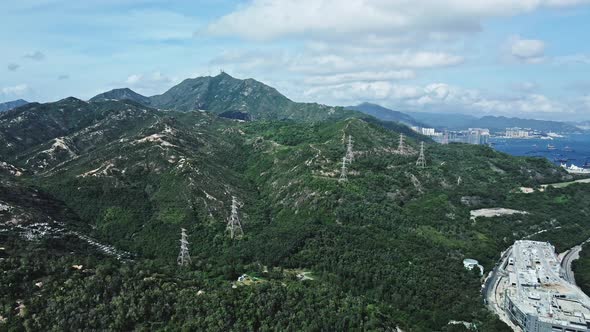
487, 240, 590, 332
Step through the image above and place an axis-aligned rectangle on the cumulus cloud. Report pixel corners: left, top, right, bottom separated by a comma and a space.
23, 51, 45, 61
206, 0, 587, 41
7, 63, 20, 71
1, 84, 30, 97
302, 80, 568, 116
304, 70, 415, 85
509, 36, 545, 63
123, 71, 178, 96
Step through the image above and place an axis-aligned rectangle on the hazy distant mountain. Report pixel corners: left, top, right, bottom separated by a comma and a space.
346, 102, 423, 126
0, 99, 28, 112
473, 116, 579, 133
409, 112, 580, 132
573, 120, 590, 130
90, 88, 151, 105
407, 112, 478, 129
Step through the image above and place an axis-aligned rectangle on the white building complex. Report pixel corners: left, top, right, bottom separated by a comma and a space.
503, 241, 590, 332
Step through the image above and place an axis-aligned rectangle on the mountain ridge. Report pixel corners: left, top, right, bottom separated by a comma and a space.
0, 99, 29, 112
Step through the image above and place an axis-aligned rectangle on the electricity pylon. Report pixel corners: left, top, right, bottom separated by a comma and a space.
416, 142, 426, 169
398, 133, 404, 154
339, 156, 348, 182
346, 135, 354, 162
226, 196, 244, 239
177, 228, 191, 266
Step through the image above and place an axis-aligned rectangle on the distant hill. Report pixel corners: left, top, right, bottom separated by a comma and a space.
346, 102, 423, 126
89, 73, 355, 122
0, 99, 28, 112
409, 112, 580, 133
149, 72, 353, 121
90, 88, 151, 105
573, 120, 590, 130
407, 112, 477, 130
473, 116, 580, 133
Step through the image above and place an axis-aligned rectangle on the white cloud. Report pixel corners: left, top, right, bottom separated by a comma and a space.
207, 0, 587, 41
304, 70, 415, 85
509, 36, 545, 63
302, 80, 568, 116
122, 71, 178, 96
1, 84, 30, 97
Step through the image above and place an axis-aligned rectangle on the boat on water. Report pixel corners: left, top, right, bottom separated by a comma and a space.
547, 144, 557, 151
561, 163, 590, 174
564, 146, 574, 152
554, 157, 569, 163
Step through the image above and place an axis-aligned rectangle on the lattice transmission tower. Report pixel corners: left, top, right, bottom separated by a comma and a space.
398, 133, 405, 154
339, 156, 348, 182
177, 228, 191, 266
416, 142, 426, 169
226, 196, 244, 239
346, 135, 354, 162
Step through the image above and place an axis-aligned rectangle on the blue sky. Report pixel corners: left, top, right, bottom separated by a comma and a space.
1, 0, 590, 120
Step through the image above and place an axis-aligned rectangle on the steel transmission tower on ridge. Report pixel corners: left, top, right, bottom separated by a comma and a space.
177, 228, 191, 266
346, 135, 354, 162
416, 142, 426, 169
398, 133, 405, 154
226, 196, 244, 239
339, 156, 348, 182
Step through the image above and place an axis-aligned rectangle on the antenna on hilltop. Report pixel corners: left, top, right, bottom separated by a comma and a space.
398, 133, 405, 154
416, 142, 426, 169
226, 196, 244, 239
339, 156, 348, 182
346, 135, 354, 162
177, 228, 191, 266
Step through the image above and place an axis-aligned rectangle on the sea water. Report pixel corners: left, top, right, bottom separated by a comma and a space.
489, 133, 590, 168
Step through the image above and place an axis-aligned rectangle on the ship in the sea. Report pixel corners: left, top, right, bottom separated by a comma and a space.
564, 146, 574, 152
561, 163, 590, 174
547, 144, 557, 151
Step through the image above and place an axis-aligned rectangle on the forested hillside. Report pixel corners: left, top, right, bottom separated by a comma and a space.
1, 92, 589, 331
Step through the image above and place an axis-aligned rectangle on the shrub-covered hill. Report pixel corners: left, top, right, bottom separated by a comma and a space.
1, 97, 587, 331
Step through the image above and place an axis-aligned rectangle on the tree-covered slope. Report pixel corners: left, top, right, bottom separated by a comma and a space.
149, 72, 355, 121
1, 96, 588, 331
89, 88, 152, 105
0, 99, 28, 112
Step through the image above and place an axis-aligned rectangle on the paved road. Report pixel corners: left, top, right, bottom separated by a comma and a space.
482, 247, 522, 331
560, 239, 590, 285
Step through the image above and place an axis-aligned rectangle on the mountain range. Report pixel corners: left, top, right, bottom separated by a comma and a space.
1, 73, 590, 331
345, 102, 425, 127
90, 72, 352, 122
0, 99, 28, 112
347, 103, 582, 133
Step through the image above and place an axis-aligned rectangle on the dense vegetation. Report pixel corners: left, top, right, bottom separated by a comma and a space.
1, 92, 589, 331
574, 245, 590, 295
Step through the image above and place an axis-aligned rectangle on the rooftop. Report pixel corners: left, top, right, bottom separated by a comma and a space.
506, 240, 590, 329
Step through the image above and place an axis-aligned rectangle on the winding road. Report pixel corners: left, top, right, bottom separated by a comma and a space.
560, 238, 590, 285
